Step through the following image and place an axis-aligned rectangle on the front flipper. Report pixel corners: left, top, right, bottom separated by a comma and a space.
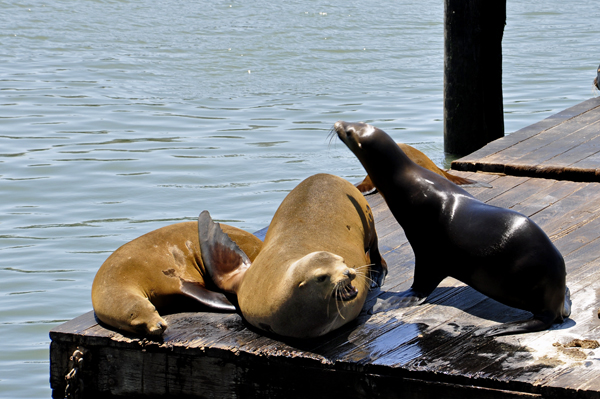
364, 217, 388, 288
198, 210, 252, 294
180, 281, 236, 312
370, 288, 429, 314
366, 244, 388, 288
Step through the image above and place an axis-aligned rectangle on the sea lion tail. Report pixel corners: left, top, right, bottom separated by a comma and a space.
198, 210, 252, 294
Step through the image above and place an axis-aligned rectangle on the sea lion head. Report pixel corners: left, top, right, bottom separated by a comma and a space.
294, 251, 359, 302
333, 120, 406, 187
270, 251, 367, 338
595, 64, 600, 90
333, 120, 398, 164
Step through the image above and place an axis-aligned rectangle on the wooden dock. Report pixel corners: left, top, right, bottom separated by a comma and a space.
453, 97, 600, 182
50, 98, 600, 398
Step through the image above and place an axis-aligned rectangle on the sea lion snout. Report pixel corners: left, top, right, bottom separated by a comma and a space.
334, 121, 381, 150
334, 120, 363, 137
343, 268, 356, 280
334, 120, 363, 151
335, 267, 359, 302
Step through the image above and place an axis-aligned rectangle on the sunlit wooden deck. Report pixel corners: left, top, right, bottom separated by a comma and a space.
50, 98, 600, 398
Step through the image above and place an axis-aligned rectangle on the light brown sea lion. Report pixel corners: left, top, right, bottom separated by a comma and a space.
199, 173, 388, 339
356, 143, 477, 194
91, 221, 263, 336
335, 121, 571, 337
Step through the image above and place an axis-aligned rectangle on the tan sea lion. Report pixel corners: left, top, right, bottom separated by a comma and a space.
91, 221, 263, 336
356, 143, 477, 194
335, 121, 571, 337
199, 173, 388, 339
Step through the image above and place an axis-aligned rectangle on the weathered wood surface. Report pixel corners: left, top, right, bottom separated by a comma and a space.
50, 171, 600, 398
452, 97, 600, 182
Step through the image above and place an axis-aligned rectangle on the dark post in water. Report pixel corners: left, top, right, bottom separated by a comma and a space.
444, 0, 506, 156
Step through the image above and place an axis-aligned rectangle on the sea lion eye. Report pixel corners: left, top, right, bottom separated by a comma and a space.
316, 275, 328, 283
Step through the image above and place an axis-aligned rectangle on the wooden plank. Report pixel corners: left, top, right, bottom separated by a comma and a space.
538, 125, 600, 169
508, 180, 586, 219
493, 110, 600, 167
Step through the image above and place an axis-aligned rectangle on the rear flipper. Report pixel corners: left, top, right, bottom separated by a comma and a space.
473, 310, 559, 338
198, 210, 252, 294
180, 281, 236, 312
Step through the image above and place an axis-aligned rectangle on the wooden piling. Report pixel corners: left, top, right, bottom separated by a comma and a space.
444, 0, 506, 156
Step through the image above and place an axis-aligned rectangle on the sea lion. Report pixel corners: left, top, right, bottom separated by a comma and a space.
356, 143, 477, 194
334, 120, 571, 337
91, 221, 263, 336
594, 64, 600, 90
199, 173, 388, 338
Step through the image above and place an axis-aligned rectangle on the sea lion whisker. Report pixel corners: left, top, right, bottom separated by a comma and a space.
325, 282, 339, 319
357, 272, 375, 288
334, 282, 347, 320
326, 128, 339, 149
354, 264, 374, 272
352, 264, 377, 287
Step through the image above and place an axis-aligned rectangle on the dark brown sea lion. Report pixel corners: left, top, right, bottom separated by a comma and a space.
199, 173, 387, 338
334, 120, 571, 337
91, 221, 263, 336
356, 143, 477, 194
594, 64, 600, 90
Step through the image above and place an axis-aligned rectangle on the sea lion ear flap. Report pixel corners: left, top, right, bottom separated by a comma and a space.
198, 210, 252, 294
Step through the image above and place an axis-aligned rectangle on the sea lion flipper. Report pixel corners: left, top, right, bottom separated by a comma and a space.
563, 286, 572, 318
473, 311, 558, 337
180, 281, 236, 312
198, 210, 252, 294
366, 237, 388, 288
355, 176, 378, 195
439, 168, 493, 188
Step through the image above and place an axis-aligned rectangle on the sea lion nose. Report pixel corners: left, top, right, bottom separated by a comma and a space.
344, 268, 356, 280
